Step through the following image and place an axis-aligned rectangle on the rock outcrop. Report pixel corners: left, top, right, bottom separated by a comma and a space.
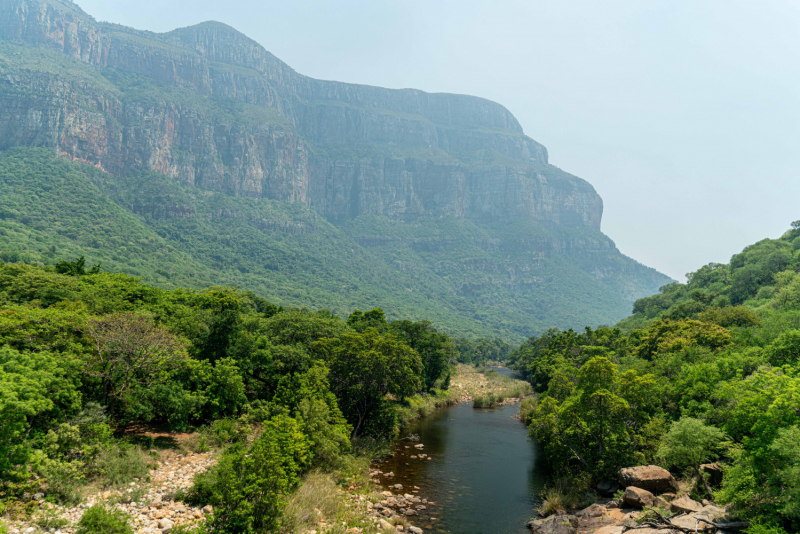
0, 0, 600, 228
618, 466, 679, 495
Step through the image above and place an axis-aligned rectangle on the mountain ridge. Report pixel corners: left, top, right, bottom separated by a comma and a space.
0, 0, 672, 339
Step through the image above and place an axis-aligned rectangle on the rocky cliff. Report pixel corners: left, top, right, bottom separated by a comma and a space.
0, 0, 672, 337
0, 0, 599, 228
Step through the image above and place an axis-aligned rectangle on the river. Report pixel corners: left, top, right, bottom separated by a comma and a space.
375, 368, 546, 534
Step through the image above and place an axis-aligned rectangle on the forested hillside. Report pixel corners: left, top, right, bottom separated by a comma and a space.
0, 148, 667, 340
509, 224, 800, 532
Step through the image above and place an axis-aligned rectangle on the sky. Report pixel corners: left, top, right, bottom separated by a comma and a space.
77, 0, 800, 281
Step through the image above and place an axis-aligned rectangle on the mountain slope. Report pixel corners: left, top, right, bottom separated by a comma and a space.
0, 0, 672, 340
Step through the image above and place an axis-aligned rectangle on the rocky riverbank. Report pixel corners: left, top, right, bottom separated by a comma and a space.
527, 466, 741, 534
3, 451, 216, 534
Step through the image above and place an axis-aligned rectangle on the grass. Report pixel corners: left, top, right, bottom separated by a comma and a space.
395, 388, 459, 428
519, 396, 538, 424
537, 475, 595, 517
94, 444, 154, 488
279, 467, 382, 534
473, 392, 503, 408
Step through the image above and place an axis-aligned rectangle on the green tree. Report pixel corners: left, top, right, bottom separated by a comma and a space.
0, 345, 81, 475
82, 313, 188, 419
390, 320, 456, 391
656, 417, 727, 495
201, 414, 309, 533
315, 328, 422, 437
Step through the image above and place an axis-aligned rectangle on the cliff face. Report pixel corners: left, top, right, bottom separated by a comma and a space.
0, 0, 600, 228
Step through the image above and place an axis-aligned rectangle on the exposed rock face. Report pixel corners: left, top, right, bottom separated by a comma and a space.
0, 0, 600, 228
618, 466, 679, 495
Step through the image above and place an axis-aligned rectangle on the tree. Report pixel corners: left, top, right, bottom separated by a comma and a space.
347, 308, 389, 333
82, 313, 187, 418
390, 320, 456, 391
200, 414, 309, 533
314, 328, 422, 437
657, 416, 727, 495
0, 345, 80, 475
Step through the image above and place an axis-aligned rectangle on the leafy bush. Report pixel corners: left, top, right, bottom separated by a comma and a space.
188, 415, 309, 533
75, 505, 132, 534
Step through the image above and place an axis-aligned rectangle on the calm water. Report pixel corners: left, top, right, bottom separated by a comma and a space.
375, 367, 545, 534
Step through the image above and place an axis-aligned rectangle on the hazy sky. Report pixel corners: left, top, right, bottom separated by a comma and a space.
78, 0, 800, 281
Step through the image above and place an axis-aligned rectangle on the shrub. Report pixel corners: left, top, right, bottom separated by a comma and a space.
39, 458, 85, 504
75, 505, 132, 534
189, 415, 309, 533
473, 393, 500, 408
94, 444, 152, 487
537, 474, 593, 516
519, 396, 538, 424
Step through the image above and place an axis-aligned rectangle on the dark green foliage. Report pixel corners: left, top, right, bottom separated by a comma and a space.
454, 337, 512, 365
315, 329, 423, 437
75, 505, 132, 534
390, 320, 456, 391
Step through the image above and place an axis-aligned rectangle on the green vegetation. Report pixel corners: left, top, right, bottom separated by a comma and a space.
75, 505, 132, 534
0, 148, 667, 342
0, 259, 456, 531
511, 222, 800, 531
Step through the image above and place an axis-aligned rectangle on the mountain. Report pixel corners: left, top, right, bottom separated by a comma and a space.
0, 0, 671, 340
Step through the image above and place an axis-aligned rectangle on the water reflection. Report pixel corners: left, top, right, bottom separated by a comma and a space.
376, 376, 544, 534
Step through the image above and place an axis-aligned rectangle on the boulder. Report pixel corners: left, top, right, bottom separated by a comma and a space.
700, 463, 724, 487
623, 487, 656, 508
576, 503, 604, 519
670, 496, 703, 514
593, 527, 624, 534
525, 514, 577, 534
617, 466, 679, 494
596, 480, 620, 496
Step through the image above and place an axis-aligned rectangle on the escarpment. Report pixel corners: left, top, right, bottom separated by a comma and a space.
0, 0, 672, 336
0, 0, 597, 227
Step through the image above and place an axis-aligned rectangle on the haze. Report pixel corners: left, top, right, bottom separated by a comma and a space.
78, 0, 800, 281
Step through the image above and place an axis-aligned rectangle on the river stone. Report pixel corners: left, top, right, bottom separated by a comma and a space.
593, 527, 624, 534
670, 496, 703, 514
623, 486, 656, 508
379, 519, 394, 531
525, 514, 576, 534
408, 527, 423, 534
394, 484, 403, 490
618, 466, 679, 494
576, 503, 604, 519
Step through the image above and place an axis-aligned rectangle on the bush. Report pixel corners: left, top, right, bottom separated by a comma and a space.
38, 457, 85, 504
189, 415, 310, 533
75, 505, 132, 534
473, 393, 501, 408
94, 444, 152, 487
537, 474, 593, 516
656, 417, 727, 476
519, 396, 538, 425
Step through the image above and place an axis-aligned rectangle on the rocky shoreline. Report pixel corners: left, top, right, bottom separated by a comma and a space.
527, 466, 742, 534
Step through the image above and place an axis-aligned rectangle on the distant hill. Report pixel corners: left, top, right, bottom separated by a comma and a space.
0, 0, 671, 340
